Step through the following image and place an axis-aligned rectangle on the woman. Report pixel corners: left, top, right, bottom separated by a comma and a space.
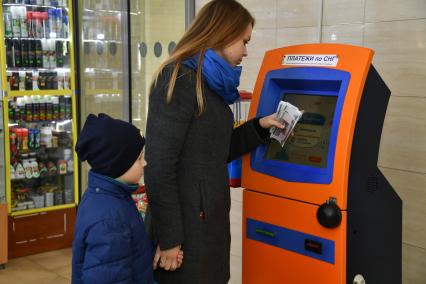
144, 1, 284, 283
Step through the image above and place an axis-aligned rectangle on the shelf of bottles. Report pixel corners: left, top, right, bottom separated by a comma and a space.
3, 0, 71, 92
7, 94, 74, 213
1, 0, 77, 215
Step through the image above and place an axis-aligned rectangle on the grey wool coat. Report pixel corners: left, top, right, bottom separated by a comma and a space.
144, 64, 267, 284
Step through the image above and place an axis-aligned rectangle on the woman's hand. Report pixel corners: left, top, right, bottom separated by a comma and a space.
259, 113, 285, 129
153, 244, 183, 271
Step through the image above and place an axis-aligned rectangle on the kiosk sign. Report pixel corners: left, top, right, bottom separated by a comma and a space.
282, 54, 339, 67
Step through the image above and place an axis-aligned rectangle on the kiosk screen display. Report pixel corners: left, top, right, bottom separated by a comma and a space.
265, 94, 338, 168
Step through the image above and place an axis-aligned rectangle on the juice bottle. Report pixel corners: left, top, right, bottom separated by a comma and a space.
45, 96, 53, 120
52, 96, 59, 120
39, 96, 46, 121
25, 96, 33, 122
32, 95, 40, 121
21, 128, 29, 151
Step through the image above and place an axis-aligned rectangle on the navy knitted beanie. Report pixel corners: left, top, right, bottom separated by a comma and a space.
75, 113, 145, 178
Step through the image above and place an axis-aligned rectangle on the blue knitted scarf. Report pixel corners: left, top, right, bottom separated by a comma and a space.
183, 49, 242, 105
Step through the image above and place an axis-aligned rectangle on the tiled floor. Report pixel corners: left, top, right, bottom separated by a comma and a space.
0, 248, 72, 284
0, 187, 245, 284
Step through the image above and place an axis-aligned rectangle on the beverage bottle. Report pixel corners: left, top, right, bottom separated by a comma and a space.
30, 154, 40, 178
64, 95, 72, 119
62, 15, 68, 38
52, 96, 59, 120
27, 10, 33, 38
17, 97, 25, 122
25, 96, 33, 122
56, 40, 64, 67
47, 8, 55, 38
41, 11, 48, 38
22, 154, 32, 179
9, 128, 18, 153
21, 39, 29, 67
32, 70, 39, 90
45, 71, 52, 90
32, 95, 40, 121
34, 128, 41, 149
13, 39, 22, 67
64, 71, 70, 89
58, 159, 67, 175
64, 148, 73, 174
15, 128, 22, 151
49, 39, 56, 68
19, 6, 28, 38
45, 96, 53, 120
28, 39, 35, 67
4, 7, 13, 38
21, 128, 29, 151
39, 96, 46, 121
28, 128, 35, 149
35, 39, 43, 67
15, 162, 26, 180
59, 95, 65, 119
52, 71, 58, 89
55, 8, 62, 38
63, 41, 70, 66
10, 164, 16, 180
11, 72, 20, 90
8, 100, 15, 122
11, 6, 21, 38
34, 11, 43, 38
5, 38, 14, 67
25, 71, 33, 90
38, 71, 46, 90
41, 39, 49, 68
57, 71, 64, 89
19, 71, 26, 90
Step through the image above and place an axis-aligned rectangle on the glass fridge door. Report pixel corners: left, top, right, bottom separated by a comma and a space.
1, 0, 78, 216
78, 0, 129, 120
6, 94, 76, 214
78, 0, 130, 190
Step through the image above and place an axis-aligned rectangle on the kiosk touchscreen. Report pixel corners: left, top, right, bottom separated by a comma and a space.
242, 44, 402, 284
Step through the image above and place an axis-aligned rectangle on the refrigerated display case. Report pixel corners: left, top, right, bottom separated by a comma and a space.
0, 0, 78, 258
77, 0, 193, 190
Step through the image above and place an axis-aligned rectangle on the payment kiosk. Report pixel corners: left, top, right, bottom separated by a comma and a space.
242, 44, 402, 284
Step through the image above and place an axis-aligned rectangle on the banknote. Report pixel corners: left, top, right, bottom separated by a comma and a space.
270, 101, 303, 147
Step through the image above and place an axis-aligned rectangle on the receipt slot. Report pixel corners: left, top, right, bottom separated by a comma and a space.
242, 44, 402, 284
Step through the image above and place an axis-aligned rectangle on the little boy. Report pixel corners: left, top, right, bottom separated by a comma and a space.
72, 113, 155, 283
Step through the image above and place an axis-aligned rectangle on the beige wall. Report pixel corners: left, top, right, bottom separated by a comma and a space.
196, 0, 426, 283
131, 0, 186, 131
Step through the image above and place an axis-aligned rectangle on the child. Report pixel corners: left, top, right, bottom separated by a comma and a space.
72, 113, 181, 284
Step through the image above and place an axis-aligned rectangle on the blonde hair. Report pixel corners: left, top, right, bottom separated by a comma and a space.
152, 0, 255, 115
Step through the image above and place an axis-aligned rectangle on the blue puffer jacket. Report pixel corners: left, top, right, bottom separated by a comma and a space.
72, 171, 154, 284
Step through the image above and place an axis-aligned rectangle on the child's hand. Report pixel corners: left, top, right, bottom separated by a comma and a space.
153, 244, 183, 271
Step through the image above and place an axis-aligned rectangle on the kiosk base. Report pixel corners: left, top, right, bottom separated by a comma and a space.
243, 189, 346, 284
